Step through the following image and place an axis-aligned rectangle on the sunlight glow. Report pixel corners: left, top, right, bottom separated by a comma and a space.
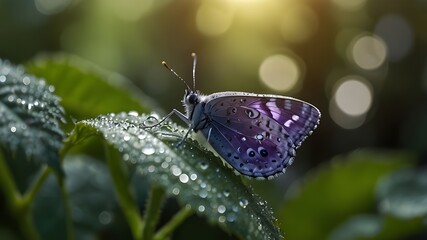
112, 0, 154, 21
196, 3, 234, 36
259, 54, 301, 92
280, 4, 318, 43
332, 0, 367, 11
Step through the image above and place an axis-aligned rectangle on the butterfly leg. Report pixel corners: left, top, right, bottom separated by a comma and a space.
176, 127, 193, 147
141, 109, 193, 147
141, 109, 190, 128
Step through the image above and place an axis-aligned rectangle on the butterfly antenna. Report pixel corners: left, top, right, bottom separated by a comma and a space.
162, 60, 191, 91
191, 52, 197, 90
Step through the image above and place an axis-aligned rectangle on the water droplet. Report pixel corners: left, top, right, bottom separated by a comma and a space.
143, 116, 159, 126
10, 127, 16, 133
232, 205, 239, 212
148, 165, 155, 173
239, 198, 249, 208
172, 187, 180, 195
258, 224, 263, 230
218, 215, 226, 223
199, 190, 208, 198
223, 190, 230, 197
198, 205, 205, 212
0, 75, 6, 82
190, 173, 198, 180
158, 147, 165, 154
142, 146, 155, 155
98, 211, 113, 225
123, 135, 131, 141
22, 76, 30, 85
200, 182, 207, 188
123, 154, 129, 161
48, 85, 55, 92
179, 174, 189, 183
200, 161, 209, 170
227, 213, 237, 222
161, 162, 169, 169
218, 205, 226, 214
138, 134, 146, 140
128, 111, 138, 117
171, 165, 182, 176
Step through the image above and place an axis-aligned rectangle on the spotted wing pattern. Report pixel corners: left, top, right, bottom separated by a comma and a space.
198, 93, 320, 178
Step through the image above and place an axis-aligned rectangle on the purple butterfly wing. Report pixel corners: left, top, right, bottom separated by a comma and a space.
198, 93, 320, 178
200, 115, 295, 178
246, 96, 320, 148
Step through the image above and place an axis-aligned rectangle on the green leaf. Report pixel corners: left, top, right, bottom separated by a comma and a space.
34, 155, 128, 240
328, 214, 383, 240
70, 112, 282, 240
278, 150, 413, 240
377, 168, 427, 219
0, 59, 64, 174
26, 54, 154, 120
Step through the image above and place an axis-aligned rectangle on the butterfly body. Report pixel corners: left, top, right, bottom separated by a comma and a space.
154, 54, 320, 179
182, 90, 320, 179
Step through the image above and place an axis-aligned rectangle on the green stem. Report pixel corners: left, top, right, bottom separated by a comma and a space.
58, 177, 75, 240
105, 143, 143, 240
21, 166, 51, 208
153, 205, 193, 240
0, 152, 21, 209
0, 152, 40, 240
142, 185, 165, 240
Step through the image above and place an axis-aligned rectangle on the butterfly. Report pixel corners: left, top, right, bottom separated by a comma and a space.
147, 53, 321, 179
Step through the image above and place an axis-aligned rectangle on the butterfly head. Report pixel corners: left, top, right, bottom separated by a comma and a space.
184, 89, 199, 105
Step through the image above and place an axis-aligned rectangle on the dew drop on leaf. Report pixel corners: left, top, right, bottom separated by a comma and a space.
179, 174, 189, 183
199, 190, 208, 198
190, 173, 198, 180
172, 187, 180, 195
239, 198, 249, 208
123, 135, 131, 141
98, 211, 113, 225
141, 146, 155, 155
200, 161, 209, 170
223, 190, 230, 197
218, 205, 226, 214
148, 165, 155, 173
198, 205, 205, 212
171, 165, 182, 176
227, 213, 236, 222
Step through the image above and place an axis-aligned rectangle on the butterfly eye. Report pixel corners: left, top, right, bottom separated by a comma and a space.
187, 94, 198, 104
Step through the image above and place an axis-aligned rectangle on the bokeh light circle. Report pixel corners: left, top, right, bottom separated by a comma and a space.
334, 77, 373, 116
374, 14, 413, 62
196, 4, 233, 37
350, 34, 387, 70
259, 54, 301, 92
